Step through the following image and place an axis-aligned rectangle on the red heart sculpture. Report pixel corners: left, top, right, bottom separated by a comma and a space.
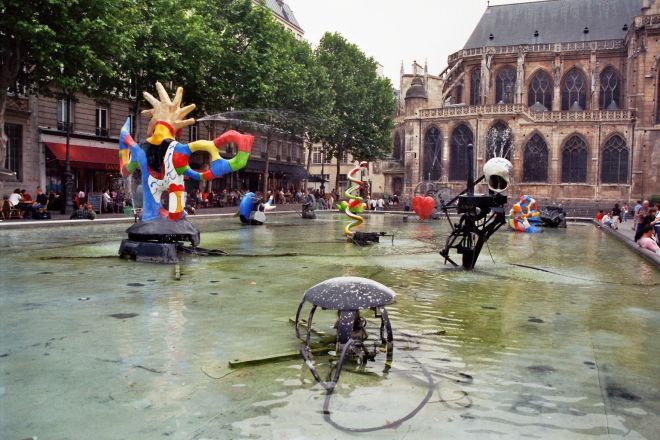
412, 196, 420, 213
412, 195, 435, 220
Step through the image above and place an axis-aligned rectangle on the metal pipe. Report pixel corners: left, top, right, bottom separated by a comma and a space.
466, 143, 474, 195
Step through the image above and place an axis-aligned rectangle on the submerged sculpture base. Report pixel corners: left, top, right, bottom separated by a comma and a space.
351, 231, 382, 245
119, 240, 180, 264
118, 218, 200, 264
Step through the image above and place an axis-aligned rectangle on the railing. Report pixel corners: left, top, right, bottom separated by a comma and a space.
57, 121, 74, 132
417, 104, 632, 122
635, 14, 660, 29
448, 39, 625, 64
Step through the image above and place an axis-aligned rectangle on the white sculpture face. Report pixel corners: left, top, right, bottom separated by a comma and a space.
483, 157, 513, 193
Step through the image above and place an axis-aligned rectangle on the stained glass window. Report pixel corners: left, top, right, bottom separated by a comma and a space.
496, 66, 516, 104
522, 134, 548, 182
561, 135, 588, 182
527, 70, 553, 110
485, 122, 512, 160
599, 66, 621, 110
470, 68, 481, 105
600, 135, 628, 183
449, 124, 474, 181
393, 132, 403, 161
562, 67, 588, 111
422, 126, 442, 181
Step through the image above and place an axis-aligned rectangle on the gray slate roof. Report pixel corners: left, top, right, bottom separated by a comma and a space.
261, 0, 302, 30
464, 0, 643, 49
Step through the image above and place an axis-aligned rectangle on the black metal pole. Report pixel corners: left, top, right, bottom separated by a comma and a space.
61, 94, 74, 215
466, 143, 474, 196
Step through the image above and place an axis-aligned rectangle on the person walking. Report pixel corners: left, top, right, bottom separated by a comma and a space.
632, 200, 642, 230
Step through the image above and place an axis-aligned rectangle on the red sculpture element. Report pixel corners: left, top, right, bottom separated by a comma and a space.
412, 196, 435, 220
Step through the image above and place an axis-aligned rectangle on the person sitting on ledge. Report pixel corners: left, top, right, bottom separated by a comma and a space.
594, 210, 605, 223
70, 203, 96, 220
602, 211, 617, 229
636, 225, 660, 254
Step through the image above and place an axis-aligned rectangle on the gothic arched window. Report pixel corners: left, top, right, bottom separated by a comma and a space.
393, 132, 403, 161
449, 124, 474, 181
485, 121, 512, 160
496, 66, 516, 104
561, 135, 588, 183
522, 134, 548, 182
470, 68, 481, 105
422, 126, 442, 181
454, 80, 464, 104
561, 67, 588, 111
527, 70, 553, 110
599, 66, 621, 110
600, 135, 628, 183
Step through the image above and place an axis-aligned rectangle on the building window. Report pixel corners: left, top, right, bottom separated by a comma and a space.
561, 67, 588, 111
393, 132, 403, 161
522, 133, 548, 182
599, 66, 621, 110
470, 68, 481, 105
485, 121, 512, 160
449, 124, 474, 181
95, 107, 108, 137
126, 115, 134, 136
188, 124, 198, 142
495, 66, 516, 104
527, 70, 553, 111
561, 135, 588, 183
56, 99, 72, 131
4, 123, 22, 180
312, 145, 322, 164
600, 135, 628, 183
454, 80, 464, 104
422, 126, 442, 181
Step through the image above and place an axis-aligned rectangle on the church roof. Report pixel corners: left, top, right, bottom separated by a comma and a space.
260, 0, 302, 30
463, 0, 642, 49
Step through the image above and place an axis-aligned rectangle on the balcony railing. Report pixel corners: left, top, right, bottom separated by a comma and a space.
57, 121, 74, 132
448, 39, 625, 64
417, 104, 632, 122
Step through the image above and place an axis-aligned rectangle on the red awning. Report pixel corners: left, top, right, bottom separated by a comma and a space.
45, 142, 120, 171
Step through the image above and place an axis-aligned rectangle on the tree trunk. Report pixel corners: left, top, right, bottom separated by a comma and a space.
0, 90, 8, 170
305, 139, 312, 177
335, 146, 342, 195
262, 133, 271, 195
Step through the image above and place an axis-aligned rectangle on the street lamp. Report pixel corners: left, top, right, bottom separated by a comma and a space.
59, 67, 74, 215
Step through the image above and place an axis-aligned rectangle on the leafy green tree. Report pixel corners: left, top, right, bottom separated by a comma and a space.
316, 32, 395, 191
0, 0, 133, 169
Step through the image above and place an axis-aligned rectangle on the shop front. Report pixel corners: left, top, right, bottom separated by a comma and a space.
42, 135, 122, 196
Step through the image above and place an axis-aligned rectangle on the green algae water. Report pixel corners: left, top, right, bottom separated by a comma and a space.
1, 214, 658, 439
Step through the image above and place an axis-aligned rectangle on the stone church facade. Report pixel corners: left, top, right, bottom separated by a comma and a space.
393, 0, 660, 203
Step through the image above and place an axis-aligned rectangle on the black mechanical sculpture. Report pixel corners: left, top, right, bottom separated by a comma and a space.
439, 144, 511, 270
294, 276, 395, 393
539, 205, 567, 228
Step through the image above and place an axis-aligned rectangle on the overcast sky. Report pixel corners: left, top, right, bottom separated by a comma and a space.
285, 0, 533, 88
